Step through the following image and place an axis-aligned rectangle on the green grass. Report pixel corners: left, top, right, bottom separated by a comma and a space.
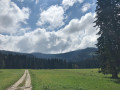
0, 69, 24, 90
30, 69, 120, 90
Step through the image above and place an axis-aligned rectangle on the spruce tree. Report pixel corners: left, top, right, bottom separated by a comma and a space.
95, 0, 120, 78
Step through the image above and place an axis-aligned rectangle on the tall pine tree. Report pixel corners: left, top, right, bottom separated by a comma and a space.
95, 0, 120, 78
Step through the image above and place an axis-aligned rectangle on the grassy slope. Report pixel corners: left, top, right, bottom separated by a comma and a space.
30, 69, 120, 90
0, 69, 24, 90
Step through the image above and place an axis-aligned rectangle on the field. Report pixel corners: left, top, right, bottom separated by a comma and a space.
0, 69, 120, 90
30, 69, 120, 90
0, 69, 24, 90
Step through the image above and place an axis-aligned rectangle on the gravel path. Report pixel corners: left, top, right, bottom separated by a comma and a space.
7, 70, 32, 90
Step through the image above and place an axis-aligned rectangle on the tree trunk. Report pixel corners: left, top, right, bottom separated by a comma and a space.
112, 72, 118, 79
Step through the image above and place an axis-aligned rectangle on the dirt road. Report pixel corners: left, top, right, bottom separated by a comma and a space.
7, 70, 32, 90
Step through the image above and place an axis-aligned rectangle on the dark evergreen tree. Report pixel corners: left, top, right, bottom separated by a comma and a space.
0, 52, 99, 69
95, 0, 120, 78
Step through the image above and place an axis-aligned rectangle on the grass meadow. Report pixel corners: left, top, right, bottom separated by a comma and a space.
0, 69, 120, 90
30, 69, 120, 90
0, 69, 24, 90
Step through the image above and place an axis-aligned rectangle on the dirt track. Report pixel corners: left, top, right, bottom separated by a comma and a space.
7, 70, 32, 90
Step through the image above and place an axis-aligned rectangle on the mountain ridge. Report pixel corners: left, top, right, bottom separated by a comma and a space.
0, 47, 97, 62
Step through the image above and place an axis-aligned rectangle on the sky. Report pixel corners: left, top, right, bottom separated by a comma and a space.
0, 0, 99, 54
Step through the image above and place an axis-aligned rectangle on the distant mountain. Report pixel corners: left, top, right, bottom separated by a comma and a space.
0, 48, 97, 62
31, 48, 97, 62
0, 50, 33, 58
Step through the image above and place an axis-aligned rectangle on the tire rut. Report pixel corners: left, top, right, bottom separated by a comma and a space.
7, 70, 32, 90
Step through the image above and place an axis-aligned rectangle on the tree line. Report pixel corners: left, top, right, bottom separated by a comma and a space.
0, 52, 99, 69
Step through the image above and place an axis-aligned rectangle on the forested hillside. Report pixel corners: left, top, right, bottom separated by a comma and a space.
0, 53, 67, 69
32, 48, 97, 62
0, 48, 99, 69
0, 48, 97, 62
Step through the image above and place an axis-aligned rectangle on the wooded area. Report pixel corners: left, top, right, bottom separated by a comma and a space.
0, 52, 99, 69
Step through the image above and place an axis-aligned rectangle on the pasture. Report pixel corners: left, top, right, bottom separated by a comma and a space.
0, 69, 24, 90
30, 69, 120, 90
0, 69, 120, 90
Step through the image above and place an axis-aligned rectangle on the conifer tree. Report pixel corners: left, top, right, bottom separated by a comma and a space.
95, 0, 120, 78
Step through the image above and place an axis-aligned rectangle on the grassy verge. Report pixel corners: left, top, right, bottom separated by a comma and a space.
0, 69, 24, 90
30, 69, 120, 90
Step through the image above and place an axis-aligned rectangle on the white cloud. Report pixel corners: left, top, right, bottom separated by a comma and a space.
0, 0, 30, 34
62, 13, 96, 34
62, 0, 84, 10
58, 12, 98, 51
81, 3, 91, 12
78, 0, 84, 3
62, 0, 77, 7
18, 0, 24, 2
0, 12, 98, 54
35, 0, 39, 4
37, 5, 65, 30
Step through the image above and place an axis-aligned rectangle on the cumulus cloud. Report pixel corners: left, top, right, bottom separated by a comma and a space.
62, 0, 77, 7
0, 12, 98, 54
62, 13, 96, 34
35, 0, 39, 4
18, 0, 24, 2
81, 3, 91, 12
0, 0, 30, 34
78, 0, 84, 3
37, 5, 65, 30
62, 0, 84, 10
58, 12, 98, 50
